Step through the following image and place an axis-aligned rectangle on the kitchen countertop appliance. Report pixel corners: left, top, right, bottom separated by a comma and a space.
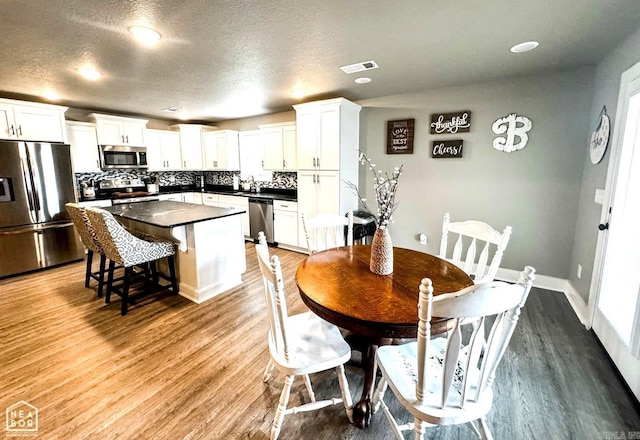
0, 140, 84, 278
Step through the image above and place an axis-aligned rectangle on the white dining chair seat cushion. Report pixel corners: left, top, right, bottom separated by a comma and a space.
377, 339, 489, 425
267, 311, 352, 374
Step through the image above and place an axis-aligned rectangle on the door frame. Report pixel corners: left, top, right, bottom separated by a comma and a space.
587, 60, 640, 341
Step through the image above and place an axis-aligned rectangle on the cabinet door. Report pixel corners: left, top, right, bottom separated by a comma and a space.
274, 209, 298, 246
162, 132, 182, 169
297, 171, 318, 245
13, 105, 66, 142
122, 121, 146, 145
95, 119, 123, 144
222, 131, 240, 170
0, 103, 17, 139
179, 126, 204, 169
316, 171, 340, 213
145, 130, 164, 170
282, 124, 297, 170
296, 111, 318, 170
262, 127, 284, 170
202, 132, 219, 170
158, 194, 181, 201
67, 123, 101, 172
317, 106, 340, 170
202, 193, 219, 206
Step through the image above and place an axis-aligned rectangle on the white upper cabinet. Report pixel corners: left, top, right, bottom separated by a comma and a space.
66, 121, 101, 172
260, 121, 297, 171
294, 97, 361, 171
0, 98, 68, 143
203, 130, 240, 170
91, 113, 148, 146
146, 129, 182, 170
175, 124, 209, 170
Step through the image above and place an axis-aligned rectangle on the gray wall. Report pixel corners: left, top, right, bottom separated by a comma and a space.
570, 27, 640, 302
357, 68, 594, 279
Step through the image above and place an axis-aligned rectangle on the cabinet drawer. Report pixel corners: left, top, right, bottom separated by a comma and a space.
202, 194, 219, 205
218, 194, 248, 206
274, 200, 297, 212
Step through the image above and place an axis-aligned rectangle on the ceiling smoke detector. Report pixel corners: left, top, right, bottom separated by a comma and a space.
340, 60, 379, 74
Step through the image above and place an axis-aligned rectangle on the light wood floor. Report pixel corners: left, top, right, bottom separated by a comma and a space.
1, 243, 638, 439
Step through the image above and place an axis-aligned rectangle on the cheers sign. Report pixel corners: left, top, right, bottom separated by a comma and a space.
431, 140, 463, 158
430, 110, 471, 134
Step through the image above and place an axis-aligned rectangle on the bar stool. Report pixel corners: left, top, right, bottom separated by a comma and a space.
85, 207, 178, 316
65, 203, 109, 298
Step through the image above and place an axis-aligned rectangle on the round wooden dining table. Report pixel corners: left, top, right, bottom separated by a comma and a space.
295, 245, 473, 428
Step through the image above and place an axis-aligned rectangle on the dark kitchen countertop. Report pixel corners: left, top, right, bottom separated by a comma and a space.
79, 185, 297, 203
104, 200, 244, 228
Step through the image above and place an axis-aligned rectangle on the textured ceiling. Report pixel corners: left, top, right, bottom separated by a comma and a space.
1, 0, 639, 123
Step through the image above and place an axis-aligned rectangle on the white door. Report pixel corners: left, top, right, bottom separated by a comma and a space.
589, 60, 640, 400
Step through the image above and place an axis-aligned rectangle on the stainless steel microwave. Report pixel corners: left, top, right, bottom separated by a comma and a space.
99, 145, 148, 170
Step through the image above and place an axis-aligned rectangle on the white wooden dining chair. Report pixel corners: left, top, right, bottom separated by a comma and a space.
439, 213, 512, 283
255, 232, 353, 440
372, 266, 535, 440
301, 210, 354, 255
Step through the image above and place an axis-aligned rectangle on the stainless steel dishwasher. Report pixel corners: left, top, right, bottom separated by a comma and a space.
249, 198, 274, 243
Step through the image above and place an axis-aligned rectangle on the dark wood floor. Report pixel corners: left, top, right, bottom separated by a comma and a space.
1, 243, 638, 439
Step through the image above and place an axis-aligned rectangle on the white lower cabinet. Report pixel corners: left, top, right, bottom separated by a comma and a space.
217, 195, 249, 237
274, 200, 298, 247
202, 193, 219, 206
159, 192, 203, 203
158, 193, 182, 202
78, 199, 112, 208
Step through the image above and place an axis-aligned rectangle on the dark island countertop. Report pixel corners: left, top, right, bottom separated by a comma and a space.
104, 200, 244, 228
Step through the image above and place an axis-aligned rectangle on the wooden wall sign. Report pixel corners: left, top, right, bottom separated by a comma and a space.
431, 140, 464, 158
491, 113, 533, 153
386, 119, 414, 154
430, 110, 471, 134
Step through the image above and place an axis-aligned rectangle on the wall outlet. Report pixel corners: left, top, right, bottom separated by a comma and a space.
419, 233, 428, 245
577, 264, 582, 279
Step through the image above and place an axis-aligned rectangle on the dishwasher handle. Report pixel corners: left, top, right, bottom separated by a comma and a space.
249, 198, 273, 205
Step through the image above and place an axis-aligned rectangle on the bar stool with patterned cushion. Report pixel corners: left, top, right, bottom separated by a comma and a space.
65, 203, 109, 298
85, 207, 178, 315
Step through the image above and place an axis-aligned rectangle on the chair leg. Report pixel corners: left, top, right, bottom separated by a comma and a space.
271, 375, 294, 440
372, 376, 388, 414
97, 254, 107, 298
167, 255, 178, 294
336, 364, 353, 423
85, 250, 93, 287
302, 374, 316, 402
477, 417, 494, 440
106, 260, 116, 304
121, 266, 133, 316
150, 261, 159, 284
263, 360, 275, 383
413, 418, 426, 440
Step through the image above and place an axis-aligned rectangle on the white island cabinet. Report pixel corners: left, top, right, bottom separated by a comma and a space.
105, 201, 246, 304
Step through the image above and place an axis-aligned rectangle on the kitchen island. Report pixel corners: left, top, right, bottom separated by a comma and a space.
105, 200, 246, 304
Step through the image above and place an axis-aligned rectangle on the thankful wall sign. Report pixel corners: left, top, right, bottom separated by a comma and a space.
430, 110, 471, 134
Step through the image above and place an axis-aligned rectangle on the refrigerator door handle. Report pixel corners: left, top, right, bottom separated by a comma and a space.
25, 143, 43, 222
19, 149, 38, 224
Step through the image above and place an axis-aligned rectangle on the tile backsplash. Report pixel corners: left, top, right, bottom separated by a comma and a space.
76, 170, 297, 190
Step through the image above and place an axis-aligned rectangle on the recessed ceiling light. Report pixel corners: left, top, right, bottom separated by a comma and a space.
42, 90, 59, 100
76, 68, 102, 80
510, 41, 539, 53
354, 77, 371, 84
162, 107, 181, 113
129, 25, 161, 46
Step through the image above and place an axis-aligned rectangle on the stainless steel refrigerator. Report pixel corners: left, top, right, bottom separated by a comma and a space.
0, 141, 83, 278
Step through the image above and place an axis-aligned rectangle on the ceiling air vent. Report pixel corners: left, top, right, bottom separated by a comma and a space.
340, 60, 379, 74
162, 107, 181, 113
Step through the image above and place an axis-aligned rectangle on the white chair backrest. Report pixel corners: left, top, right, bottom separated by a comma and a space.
439, 212, 512, 282
302, 211, 354, 255
415, 266, 535, 409
255, 231, 291, 363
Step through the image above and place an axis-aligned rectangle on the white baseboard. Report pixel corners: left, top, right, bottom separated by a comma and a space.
495, 268, 589, 327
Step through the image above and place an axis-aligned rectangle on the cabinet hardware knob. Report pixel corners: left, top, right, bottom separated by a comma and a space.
18, 125, 22, 136
283, 160, 286, 168
9, 125, 15, 136
312, 157, 316, 167
316, 157, 320, 168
